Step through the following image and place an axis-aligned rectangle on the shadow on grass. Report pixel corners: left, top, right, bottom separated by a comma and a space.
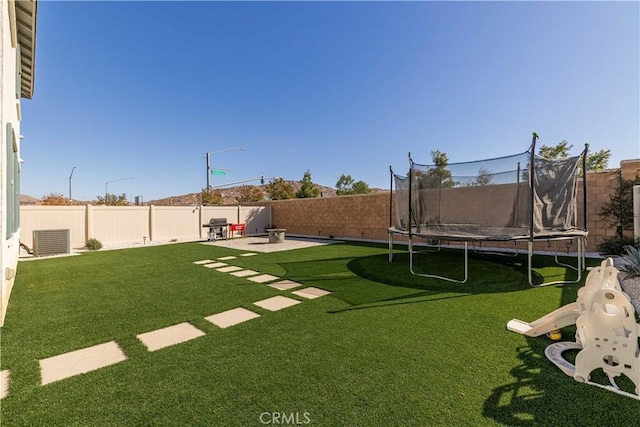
276, 246, 585, 312
483, 343, 574, 426
484, 336, 639, 426
350, 251, 532, 293
273, 240, 601, 316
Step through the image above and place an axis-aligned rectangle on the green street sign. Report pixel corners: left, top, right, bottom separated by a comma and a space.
211, 170, 226, 176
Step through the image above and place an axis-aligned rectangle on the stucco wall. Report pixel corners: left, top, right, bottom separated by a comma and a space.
1, 0, 26, 326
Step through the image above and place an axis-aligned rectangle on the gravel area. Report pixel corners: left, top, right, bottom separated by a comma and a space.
611, 257, 640, 314
620, 274, 640, 314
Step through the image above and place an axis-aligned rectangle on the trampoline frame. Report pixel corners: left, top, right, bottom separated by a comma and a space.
388, 133, 589, 287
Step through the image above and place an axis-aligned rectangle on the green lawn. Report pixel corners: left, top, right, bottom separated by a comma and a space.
1, 241, 637, 426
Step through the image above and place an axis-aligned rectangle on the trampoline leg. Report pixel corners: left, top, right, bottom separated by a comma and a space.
528, 236, 585, 287
528, 241, 534, 286
409, 241, 468, 283
388, 233, 393, 262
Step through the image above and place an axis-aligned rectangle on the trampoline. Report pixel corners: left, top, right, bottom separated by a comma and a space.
388, 133, 588, 286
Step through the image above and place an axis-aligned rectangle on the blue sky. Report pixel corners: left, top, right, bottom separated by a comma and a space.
21, 1, 639, 202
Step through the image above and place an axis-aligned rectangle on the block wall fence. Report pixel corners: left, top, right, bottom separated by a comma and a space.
18, 160, 639, 253
256, 160, 640, 254
19, 205, 271, 249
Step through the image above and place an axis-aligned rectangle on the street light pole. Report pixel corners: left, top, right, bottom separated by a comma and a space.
68, 166, 76, 201
205, 147, 245, 191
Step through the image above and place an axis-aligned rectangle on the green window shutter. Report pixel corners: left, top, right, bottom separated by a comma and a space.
6, 124, 15, 238
14, 149, 20, 232
5, 123, 20, 237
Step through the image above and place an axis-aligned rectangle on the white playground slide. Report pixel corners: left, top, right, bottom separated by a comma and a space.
507, 258, 640, 400
506, 302, 579, 337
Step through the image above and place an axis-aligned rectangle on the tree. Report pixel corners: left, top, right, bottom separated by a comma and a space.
200, 189, 223, 205
585, 149, 611, 171
335, 174, 371, 195
296, 170, 320, 198
539, 140, 610, 171
599, 173, 640, 239
265, 178, 295, 200
95, 193, 129, 206
471, 167, 494, 186
539, 140, 572, 160
335, 174, 354, 195
41, 193, 72, 206
236, 185, 264, 203
415, 150, 455, 189
352, 180, 371, 195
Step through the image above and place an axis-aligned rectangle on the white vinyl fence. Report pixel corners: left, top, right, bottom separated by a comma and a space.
20, 205, 271, 249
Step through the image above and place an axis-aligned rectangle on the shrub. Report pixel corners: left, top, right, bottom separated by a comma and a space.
619, 245, 640, 277
85, 238, 103, 250
599, 174, 640, 239
597, 236, 638, 256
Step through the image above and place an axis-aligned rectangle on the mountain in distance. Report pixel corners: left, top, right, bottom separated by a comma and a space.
147, 181, 385, 206
21, 181, 386, 206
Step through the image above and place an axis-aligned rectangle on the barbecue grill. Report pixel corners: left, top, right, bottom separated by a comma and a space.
202, 218, 231, 241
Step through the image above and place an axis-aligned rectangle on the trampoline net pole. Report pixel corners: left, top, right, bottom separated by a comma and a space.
529, 132, 538, 244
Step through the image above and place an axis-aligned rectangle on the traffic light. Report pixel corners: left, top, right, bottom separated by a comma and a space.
260, 175, 264, 184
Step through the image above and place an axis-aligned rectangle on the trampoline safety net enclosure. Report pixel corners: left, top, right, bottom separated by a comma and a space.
389, 133, 588, 286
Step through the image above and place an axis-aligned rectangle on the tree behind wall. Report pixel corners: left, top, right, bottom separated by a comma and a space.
41, 193, 72, 205
599, 172, 640, 239
538, 140, 611, 172
335, 174, 371, 195
95, 193, 129, 206
200, 189, 223, 205
265, 178, 295, 200
236, 185, 264, 203
416, 150, 455, 189
296, 170, 320, 198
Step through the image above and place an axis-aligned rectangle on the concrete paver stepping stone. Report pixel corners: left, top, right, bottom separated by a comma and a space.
39, 341, 127, 386
268, 280, 302, 291
203, 262, 227, 269
291, 287, 331, 300
193, 259, 216, 265
253, 295, 301, 311
230, 269, 260, 277
1, 370, 9, 399
217, 266, 243, 273
137, 322, 206, 352
240, 253, 257, 257
248, 274, 279, 283
218, 256, 237, 261
205, 307, 261, 328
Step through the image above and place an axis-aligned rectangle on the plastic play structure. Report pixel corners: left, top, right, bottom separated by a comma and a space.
508, 258, 640, 400
388, 133, 588, 286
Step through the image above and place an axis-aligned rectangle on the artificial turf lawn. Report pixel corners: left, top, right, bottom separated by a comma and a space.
1, 241, 637, 426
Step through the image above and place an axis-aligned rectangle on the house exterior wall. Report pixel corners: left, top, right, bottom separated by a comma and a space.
1, 0, 33, 326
